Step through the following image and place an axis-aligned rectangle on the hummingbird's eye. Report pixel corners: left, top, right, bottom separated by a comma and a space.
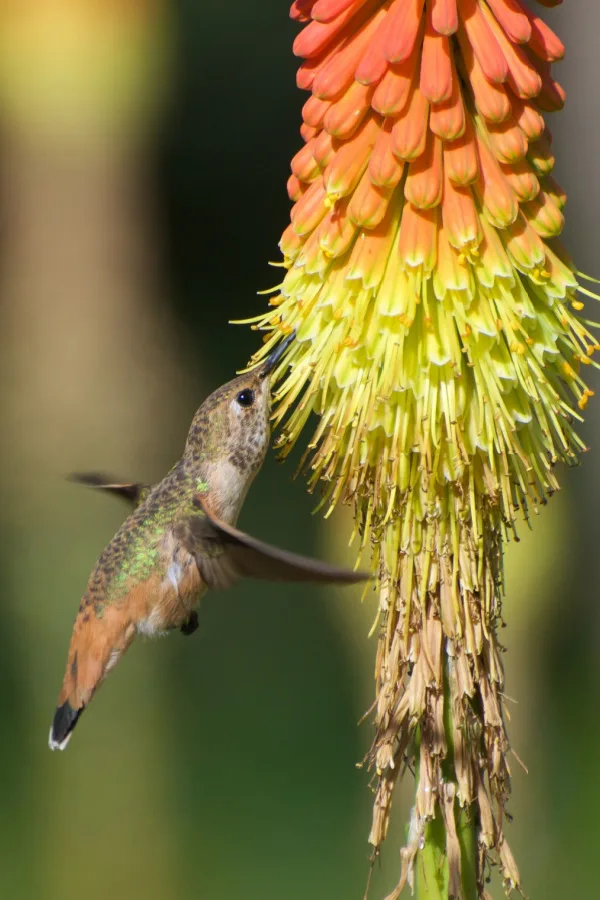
236, 389, 255, 408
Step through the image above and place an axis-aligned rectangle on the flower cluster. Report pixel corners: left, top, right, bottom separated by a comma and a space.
244, 1, 598, 895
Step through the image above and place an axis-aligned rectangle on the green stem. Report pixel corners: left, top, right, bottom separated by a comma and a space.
416, 806, 449, 900
415, 658, 478, 900
456, 803, 477, 899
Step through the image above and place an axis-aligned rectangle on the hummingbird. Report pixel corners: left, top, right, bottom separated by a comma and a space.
49, 333, 368, 751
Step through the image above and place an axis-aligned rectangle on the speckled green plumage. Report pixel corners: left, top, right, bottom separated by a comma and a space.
81, 463, 209, 612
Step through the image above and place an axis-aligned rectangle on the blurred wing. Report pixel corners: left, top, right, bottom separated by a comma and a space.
174, 495, 371, 591
69, 472, 151, 508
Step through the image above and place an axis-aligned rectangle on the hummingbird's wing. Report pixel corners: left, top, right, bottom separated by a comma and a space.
174, 495, 371, 590
69, 472, 151, 507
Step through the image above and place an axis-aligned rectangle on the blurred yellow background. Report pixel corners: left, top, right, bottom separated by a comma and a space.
0, 2, 597, 898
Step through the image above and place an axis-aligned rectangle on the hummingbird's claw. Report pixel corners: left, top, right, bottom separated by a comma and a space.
180, 611, 199, 636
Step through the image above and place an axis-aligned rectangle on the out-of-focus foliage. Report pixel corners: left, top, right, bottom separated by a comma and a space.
0, 2, 597, 898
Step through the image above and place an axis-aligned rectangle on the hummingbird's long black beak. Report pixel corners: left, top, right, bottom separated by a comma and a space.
259, 331, 296, 378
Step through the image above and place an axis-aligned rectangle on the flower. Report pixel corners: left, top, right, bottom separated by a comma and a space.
242, 1, 598, 895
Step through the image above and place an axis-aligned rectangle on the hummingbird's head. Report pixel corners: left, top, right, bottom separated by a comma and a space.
184, 333, 295, 485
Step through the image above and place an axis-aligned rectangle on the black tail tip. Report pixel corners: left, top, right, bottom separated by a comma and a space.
49, 701, 82, 751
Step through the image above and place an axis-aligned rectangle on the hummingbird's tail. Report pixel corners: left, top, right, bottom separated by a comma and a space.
50, 702, 83, 751
49, 605, 136, 751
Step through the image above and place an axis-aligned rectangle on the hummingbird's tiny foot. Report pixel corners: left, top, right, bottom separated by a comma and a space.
180, 611, 199, 636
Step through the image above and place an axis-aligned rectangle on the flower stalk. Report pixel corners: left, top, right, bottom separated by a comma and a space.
241, 0, 598, 895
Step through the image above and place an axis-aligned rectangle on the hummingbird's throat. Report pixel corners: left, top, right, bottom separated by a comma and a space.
201, 459, 257, 526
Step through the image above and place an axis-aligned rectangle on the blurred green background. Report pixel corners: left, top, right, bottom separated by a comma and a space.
0, 2, 597, 898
